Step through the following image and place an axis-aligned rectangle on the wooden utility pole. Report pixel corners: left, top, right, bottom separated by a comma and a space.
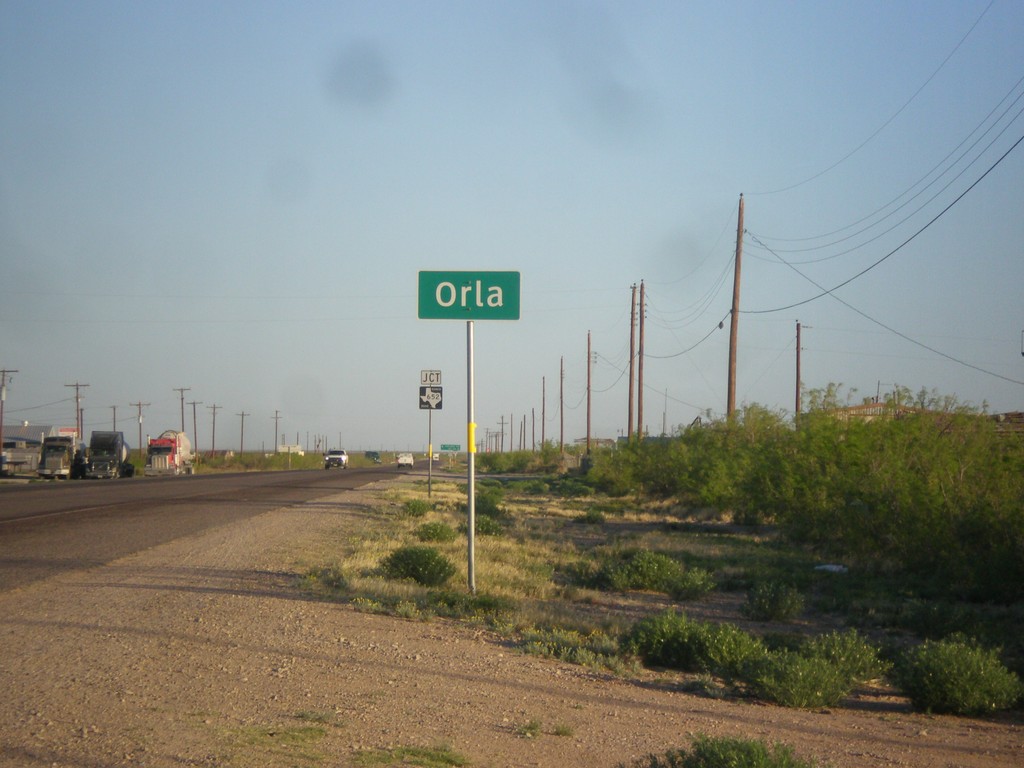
237, 411, 250, 454
586, 330, 592, 455
173, 387, 191, 433
65, 382, 89, 440
559, 356, 564, 453
628, 284, 637, 439
541, 377, 546, 446
130, 401, 150, 462
188, 401, 202, 448
207, 403, 220, 455
271, 410, 281, 452
637, 281, 646, 439
795, 321, 802, 418
727, 193, 744, 419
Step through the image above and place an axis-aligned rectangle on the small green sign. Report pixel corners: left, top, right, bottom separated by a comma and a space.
418, 271, 520, 320
440, 444, 461, 451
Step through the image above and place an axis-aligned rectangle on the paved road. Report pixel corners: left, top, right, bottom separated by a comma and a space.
0, 467, 398, 592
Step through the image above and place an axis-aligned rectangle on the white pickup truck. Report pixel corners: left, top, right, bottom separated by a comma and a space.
324, 449, 349, 469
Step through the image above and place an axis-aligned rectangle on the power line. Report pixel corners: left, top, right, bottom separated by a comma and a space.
748, 0, 996, 196
744, 130, 1024, 314
746, 235, 1024, 388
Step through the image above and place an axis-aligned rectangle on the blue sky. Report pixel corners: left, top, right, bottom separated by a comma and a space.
2, 0, 1022, 452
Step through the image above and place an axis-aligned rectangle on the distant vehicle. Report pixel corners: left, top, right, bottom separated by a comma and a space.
396, 452, 415, 468
364, 450, 381, 464
37, 435, 84, 479
86, 431, 134, 479
324, 449, 349, 469
145, 430, 194, 476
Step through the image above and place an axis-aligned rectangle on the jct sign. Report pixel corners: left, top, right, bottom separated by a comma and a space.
417, 271, 521, 320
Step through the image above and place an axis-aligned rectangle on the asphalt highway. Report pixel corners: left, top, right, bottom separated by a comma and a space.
0, 466, 398, 592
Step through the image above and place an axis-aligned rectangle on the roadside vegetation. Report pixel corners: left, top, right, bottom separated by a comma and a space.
300, 387, 1023, 734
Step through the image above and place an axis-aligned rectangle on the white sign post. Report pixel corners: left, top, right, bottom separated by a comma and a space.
418, 272, 521, 594
419, 371, 442, 497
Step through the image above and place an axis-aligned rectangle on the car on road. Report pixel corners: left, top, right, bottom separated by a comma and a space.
324, 449, 349, 469
396, 452, 415, 468
364, 450, 381, 464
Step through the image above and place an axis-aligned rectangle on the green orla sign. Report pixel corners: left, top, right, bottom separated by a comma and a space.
418, 271, 521, 320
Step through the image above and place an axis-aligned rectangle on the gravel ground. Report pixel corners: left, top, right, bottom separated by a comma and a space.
1, 480, 1021, 767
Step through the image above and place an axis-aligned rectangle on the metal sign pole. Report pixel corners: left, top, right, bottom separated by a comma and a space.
427, 408, 433, 498
466, 320, 476, 593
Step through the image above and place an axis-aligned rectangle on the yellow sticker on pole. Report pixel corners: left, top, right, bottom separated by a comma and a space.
467, 422, 476, 453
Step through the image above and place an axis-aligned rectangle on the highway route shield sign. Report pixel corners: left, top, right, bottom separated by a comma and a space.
419, 386, 442, 410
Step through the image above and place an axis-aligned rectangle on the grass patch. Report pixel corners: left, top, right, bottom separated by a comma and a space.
620, 734, 820, 768
354, 743, 470, 767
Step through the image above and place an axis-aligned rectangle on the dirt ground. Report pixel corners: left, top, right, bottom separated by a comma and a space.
1, 480, 1021, 768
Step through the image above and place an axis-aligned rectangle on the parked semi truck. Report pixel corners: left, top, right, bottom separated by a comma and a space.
145, 430, 194, 476
86, 431, 134, 479
37, 435, 86, 479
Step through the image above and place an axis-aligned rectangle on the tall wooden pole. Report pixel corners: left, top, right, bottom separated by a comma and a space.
586, 330, 592, 455
637, 281, 646, 439
628, 284, 637, 439
795, 321, 802, 418
559, 356, 564, 453
727, 194, 744, 418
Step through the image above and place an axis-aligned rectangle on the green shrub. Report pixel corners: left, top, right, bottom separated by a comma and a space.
668, 567, 716, 601
622, 611, 701, 671
427, 590, 517, 620
690, 622, 767, 682
622, 611, 765, 681
748, 651, 853, 708
381, 546, 456, 587
575, 508, 606, 525
896, 636, 1023, 715
619, 734, 818, 768
401, 498, 433, 517
459, 514, 505, 537
520, 627, 621, 670
416, 521, 458, 542
802, 629, 890, 684
599, 550, 685, 593
743, 582, 805, 622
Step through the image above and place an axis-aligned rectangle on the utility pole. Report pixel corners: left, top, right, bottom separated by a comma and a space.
0, 369, 18, 471
586, 330, 592, 455
795, 321, 802, 418
207, 403, 220, 455
628, 284, 637, 439
637, 281, 646, 439
497, 415, 506, 452
173, 387, 191, 433
237, 411, 250, 454
130, 401, 150, 463
272, 410, 281, 452
727, 193, 744, 419
65, 382, 89, 440
188, 400, 202, 448
559, 355, 565, 453
540, 376, 548, 448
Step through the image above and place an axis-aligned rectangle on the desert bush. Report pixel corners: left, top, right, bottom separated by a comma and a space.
575, 508, 606, 525
415, 521, 457, 543
622, 611, 765, 681
401, 498, 433, 517
427, 590, 516, 620
743, 581, 805, 622
895, 636, 1023, 715
620, 734, 818, 768
802, 629, 890, 684
380, 546, 456, 587
622, 611, 700, 671
668, 567, 716, 601
596, 550, 685, 593
747, 651, 853, 708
